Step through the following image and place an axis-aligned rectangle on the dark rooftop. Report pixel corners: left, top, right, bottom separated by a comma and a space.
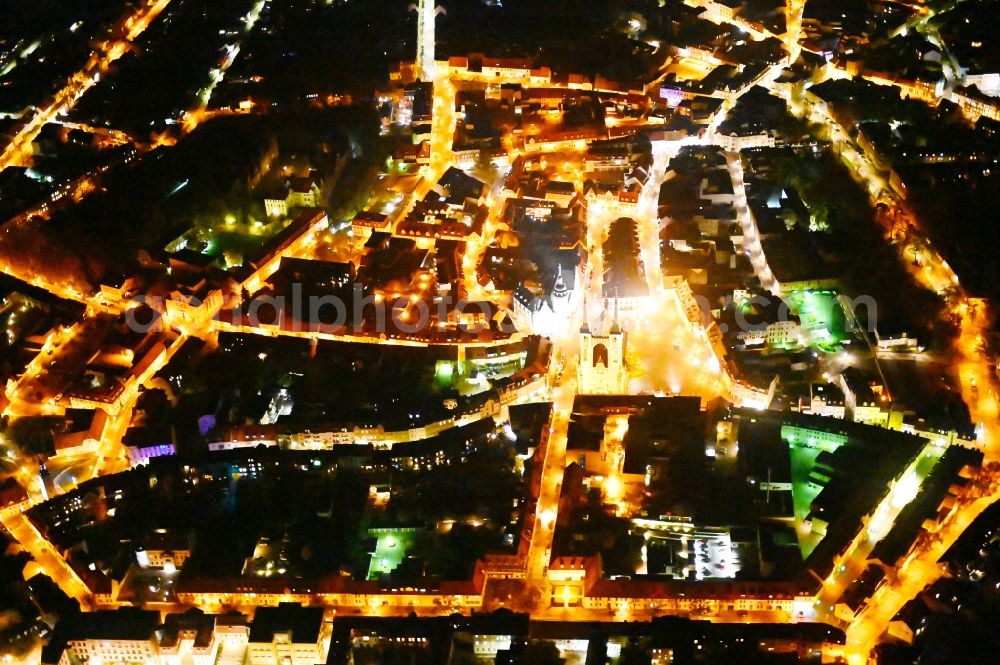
249, 603, 324, 644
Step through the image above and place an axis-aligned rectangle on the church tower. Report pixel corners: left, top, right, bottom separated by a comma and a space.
578, 297, 627, 395
551, 263, 569, 305
548, 263, 572, 323
414, 0, 445, 81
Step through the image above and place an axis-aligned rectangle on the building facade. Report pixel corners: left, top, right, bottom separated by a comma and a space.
577, 315, 627, 395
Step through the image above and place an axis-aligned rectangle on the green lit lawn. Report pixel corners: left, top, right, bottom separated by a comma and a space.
785, 426, 848, 558
366, 528, 417, 580
165, 218, 288, 268
913, 445, 945, 486
786, 426, 946, 559
784, 290, 846, 350
789, 443, 825, 558
434, 360, 456, 388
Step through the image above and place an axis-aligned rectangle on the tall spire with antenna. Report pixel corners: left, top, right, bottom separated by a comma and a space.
552, 263, 568, 297
610, 288, 621, 334
412, 0, 446, 81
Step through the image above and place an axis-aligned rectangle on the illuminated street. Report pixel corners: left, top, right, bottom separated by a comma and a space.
0, 0, 174, 172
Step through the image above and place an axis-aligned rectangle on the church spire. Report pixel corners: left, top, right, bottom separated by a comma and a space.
610, 289, 621, 334
580, 293, 590, 333
552, 263, 568, 297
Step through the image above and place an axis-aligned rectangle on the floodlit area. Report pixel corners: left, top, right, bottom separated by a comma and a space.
621, 297, 726, 399
366, 529, 416, 580
636, 519, 742, 581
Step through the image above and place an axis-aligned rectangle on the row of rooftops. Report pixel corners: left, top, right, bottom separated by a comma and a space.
208, 377, 547, 445
394, 199, 488, 241
151, 207, 328, 304
329, 611, 844, 665
48, 605, 845, 665
263, 171, 322, 203
28, 417, 508, 543
444, 54, 638, 92
352, 167, 488, 236
173, 573, 482, 599
567, 395, 705, 476
43, 604, 323, 663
